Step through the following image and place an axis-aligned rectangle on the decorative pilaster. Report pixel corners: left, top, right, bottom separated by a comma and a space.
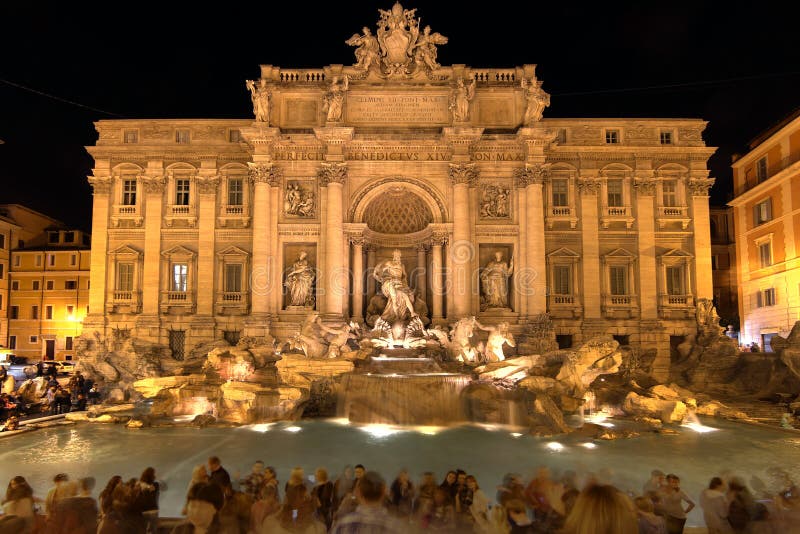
319, 162, 348, 318
449, 163, 478, 317
416, 243, 428, 298
248, 163, 282, 319
634, 171, 657, 320
688, 172, 715, 300
577, 173, 601, 319
430, 233, 447, 322
515, 164, 548, 317
87, 176, 112, 323
140, 174, 166, 316
366, 245, 377, 300
350, 236, 365, 323
196, 174, 220, 316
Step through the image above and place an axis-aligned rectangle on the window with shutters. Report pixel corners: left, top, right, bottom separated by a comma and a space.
553, 265, 572, 295
225, 264, 243, 293
661, 180, 678, 207
551, 179, 568, 207
607, 180, 623, 207
754, 198, 772, 225
666, 266, 684, 295
117, 263, 134, 291
609, 266, 627, 295
755, 157, 767, 183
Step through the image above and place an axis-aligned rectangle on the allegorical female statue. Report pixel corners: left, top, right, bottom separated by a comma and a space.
324, 75, 349, 123
246, 79, 270, 123
449, 77, 476, 122
480, 251, 514, 309
521, 77, 550, 126
285, 251, 315, 308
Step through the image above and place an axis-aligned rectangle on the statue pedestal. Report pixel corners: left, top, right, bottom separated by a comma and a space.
286, 306, 314, 312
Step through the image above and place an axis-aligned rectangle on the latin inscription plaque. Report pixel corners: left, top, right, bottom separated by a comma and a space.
346, 92, 450, 126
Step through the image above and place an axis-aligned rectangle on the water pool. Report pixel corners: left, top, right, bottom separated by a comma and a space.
1, 417, 797, 527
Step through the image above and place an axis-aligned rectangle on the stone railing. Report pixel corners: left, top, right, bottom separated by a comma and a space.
215, 291, 249, 315
603, 206, 631, 217
110, 204, 144, 228
113, 204, 139, 216
166, 291, 189, 302
657, 206, 688, 217
170, 205, 191, 215
278, 70, 326, 83
551, 295, 575, 304
220, 291, 244, 302
548, 294, 581, 318
472, 69, 517, 83
660, 294, 693, 307
225, 205, 244, 215
550, 206, 574, 217
546, 206, 579, 229
113, 290, 134, 302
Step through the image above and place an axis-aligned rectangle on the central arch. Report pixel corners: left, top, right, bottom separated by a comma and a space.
349, 176, 448, 225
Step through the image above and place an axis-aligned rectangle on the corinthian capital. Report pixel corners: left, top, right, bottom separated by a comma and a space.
633, 178, 657, 196
87, 175, 112, 194
687, 177, 715, 197
513, 164, 549, 188
318, 162, 348, 186
247, 162, 282, 186
140, 174, 166, 194
196, 175, 221, 194
448, 163, 478, 186
576, 176, 601, 195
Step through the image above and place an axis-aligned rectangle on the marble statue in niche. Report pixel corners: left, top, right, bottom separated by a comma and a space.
285, 251, 315, 308
480, 251, 514, 309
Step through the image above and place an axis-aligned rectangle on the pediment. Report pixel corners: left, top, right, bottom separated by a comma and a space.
547, 247, 580, 258
660, 248, 693, 259
603, 248, 636, 259
108, 244, 141, 257
217, 246, 250, 258
161, 245, 196, 258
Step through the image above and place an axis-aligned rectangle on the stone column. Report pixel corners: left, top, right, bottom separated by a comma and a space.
140, 175, 166, 317
247, 163, 280, 319
449, 163, 478, 317
319, 162, 348, 319
430, 234, 446, 323
689, 176, 715, 299
366, 245, 377, 300
578, 176, 601, 319
516, 165, 548, 315
195, 175, 219, 316
416, 244, 427, 298
86, 176, 111, 325
634, 176, 658, 319
269, 182, 282, 315
351, 237, 364, 323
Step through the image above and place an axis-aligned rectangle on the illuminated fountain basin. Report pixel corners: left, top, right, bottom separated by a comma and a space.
1, 418, 798, 527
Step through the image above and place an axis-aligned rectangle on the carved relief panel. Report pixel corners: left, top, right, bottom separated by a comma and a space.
284, 181, 317, 219
479, 183, 512, 221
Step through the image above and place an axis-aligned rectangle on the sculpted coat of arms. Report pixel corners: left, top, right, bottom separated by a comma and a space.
347, 2, 448, 78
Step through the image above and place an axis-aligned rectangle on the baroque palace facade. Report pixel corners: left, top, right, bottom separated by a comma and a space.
84, 3, 715, 378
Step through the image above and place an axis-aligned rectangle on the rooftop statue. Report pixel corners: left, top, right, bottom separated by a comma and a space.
449, 77, 476, 122
521, 77, 551, 126
345, 27, 381, 72
245, 79, 270, 123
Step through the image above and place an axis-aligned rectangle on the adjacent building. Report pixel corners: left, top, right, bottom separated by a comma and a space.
83, 3, 716, 379
710, 206, 738, 329
7, 227, 91, 361
730, 109, 800, 351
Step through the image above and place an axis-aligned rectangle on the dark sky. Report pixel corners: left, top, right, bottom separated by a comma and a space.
2, 0, 798, 231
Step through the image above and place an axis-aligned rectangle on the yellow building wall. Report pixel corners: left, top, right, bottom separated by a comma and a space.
789, 130, 800, 156
743, 184, 783, 230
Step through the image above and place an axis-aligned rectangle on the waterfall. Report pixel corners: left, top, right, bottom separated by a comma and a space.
338, 373, 471, 425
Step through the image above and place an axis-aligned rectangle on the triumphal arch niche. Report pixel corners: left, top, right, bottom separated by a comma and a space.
87, 2, 715, 377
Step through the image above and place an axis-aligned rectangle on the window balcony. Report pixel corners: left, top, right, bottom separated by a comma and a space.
602, 294, 639, 318
160, 290, 195, 314
215, 291, 249, 315
548, 294, 581, 318
656, 205, 691, 230
545, 206, 578, 229
164, 205, 197, 227
106, 290, 141, 314
110, 204, 143, 227
658, 294, 694, 319
600, 206, 635, 229
217, 204, 251, 227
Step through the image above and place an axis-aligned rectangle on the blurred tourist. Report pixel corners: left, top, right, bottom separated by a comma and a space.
699, 477, 732, 534
659, 474, 694, 534
562, 484, 638, 534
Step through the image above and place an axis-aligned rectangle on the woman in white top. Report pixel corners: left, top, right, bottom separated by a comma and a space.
699, 477, 733, 534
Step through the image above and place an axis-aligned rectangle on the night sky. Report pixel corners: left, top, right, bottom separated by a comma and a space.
2, 0, 798, 231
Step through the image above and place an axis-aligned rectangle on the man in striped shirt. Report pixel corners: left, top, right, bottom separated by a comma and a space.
330, 471, 404, 534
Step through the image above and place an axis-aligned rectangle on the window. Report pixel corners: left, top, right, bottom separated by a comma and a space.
605, 130, 620, 144
759, 241, 772, 268
754, 198, 772, 225
553, 265, 571, 295
0, 294, 2, 309
31, 305, 38, 319
122, 179, 137, 205
711, 255, 718, 270
607, 180, 623, 207
551, 179, 568, 207
63, 231, 74, 243
13, 256, 20, 267
228, 178, 244, 206
0, 263, 4, 279
660, 131, 673, 145
123, 130, 138, 144
229, 129, 241, 143
117, 263, 134, 291
35, 255, 41, 267
169, 330, 186, 361
662, 180, 677, 207
70, 255, 77, 266
18, 240, 24, 249
66, 305, 74, 318
0, 234, 5, 248
666, 266, 684, 295
172, 263, 188, 292
609, 266, 627, 295
756, 157, 768, 183
45, 305, 53, 320
65, 280, 77, 290
66, 336, 73, 350
46, 280, 54, 290
756, 288, 777, 307
175, 179, 190, 206
175, 129, 190, 144
11, 281, 19, 290
224, 264, 243, 293
48, 232, 59, 244
8, 336, 15, 349
48, 254, 55, 266
10, 306, 18, 319
29, 336, 38, 344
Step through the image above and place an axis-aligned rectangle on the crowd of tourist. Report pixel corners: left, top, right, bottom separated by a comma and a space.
1, 457, 798, 533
